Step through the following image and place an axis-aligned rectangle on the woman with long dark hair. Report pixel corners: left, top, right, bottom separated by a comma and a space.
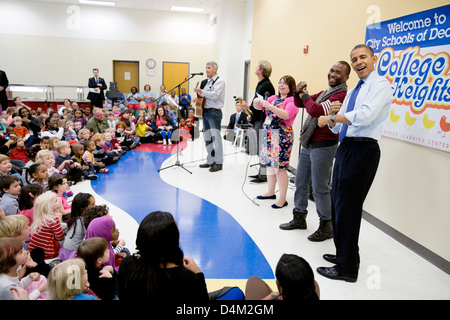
118, 211, 209, 301
245, 254, 320, 300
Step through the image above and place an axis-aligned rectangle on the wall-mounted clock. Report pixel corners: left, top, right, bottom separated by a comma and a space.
146, 59, 156, 69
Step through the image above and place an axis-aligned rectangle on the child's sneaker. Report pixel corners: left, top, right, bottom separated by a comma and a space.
163, 140, 167, 145
168, 140, 172, 145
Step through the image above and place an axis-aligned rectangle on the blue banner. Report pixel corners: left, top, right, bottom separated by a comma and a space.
365, 5, 450, 152
366, 4, 450, 53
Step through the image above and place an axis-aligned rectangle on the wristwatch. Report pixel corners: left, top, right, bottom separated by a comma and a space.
330, 115, 336, 123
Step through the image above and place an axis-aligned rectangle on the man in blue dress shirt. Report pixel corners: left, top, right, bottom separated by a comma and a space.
316, 44, 393, 282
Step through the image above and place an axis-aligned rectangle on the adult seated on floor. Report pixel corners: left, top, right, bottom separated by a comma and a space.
86, 108, 109, 134
118, 211, 244, 301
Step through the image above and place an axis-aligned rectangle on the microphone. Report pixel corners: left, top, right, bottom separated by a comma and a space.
190, 72, 204, 76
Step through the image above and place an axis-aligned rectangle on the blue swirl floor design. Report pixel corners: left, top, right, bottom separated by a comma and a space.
91, 150, 274, 280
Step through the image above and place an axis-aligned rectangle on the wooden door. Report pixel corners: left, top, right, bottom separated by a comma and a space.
113, 61, 139, 95
162, 62, 190, 94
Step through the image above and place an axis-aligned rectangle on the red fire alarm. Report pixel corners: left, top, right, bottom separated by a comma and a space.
303, 45, 309, 54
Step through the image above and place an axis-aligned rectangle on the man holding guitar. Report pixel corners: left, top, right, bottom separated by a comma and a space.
194, 61, 226, 173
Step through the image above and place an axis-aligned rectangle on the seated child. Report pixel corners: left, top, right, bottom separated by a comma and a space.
136, 116, 154, 144
76, 237, 117, 300
0, 154, 23, 182
0, 175, 21, 216
54, 141, 83, 183
71, 143, 98, 181
28, 191, 65, 260
82, 140, 110, 174
40, 136, 50, 150
4, 127, 15, 141
47, 258, 99, 300
134, 101, 148, 120
92, 133, 118, 166
115, 121, 140, 149
63, 121, 78, 143
72, 108, 87, 128
73, 120, 83, 136
9, 137, 30, 163
12, 116, 30, 143
106, 111, 116, 130
21, 144, 42, 186
35, 150, 59, 177
47, 174, 72, 220
102, 132, 123, 158
105, 128, 126, 153
178, 118, 192, 141
85, 215, 128, 271
0, 214, 50, 278
119, 108, 135, 131
157, 116, 173, 145
24, 163, 48, 189
0, 237, 48, 300
77, 128, 91, 145
18, 183, 45, 227
60, 193, 95, 261
185, 107, 199, 141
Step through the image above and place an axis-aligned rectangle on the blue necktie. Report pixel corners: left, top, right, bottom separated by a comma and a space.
339, 79, 364, 142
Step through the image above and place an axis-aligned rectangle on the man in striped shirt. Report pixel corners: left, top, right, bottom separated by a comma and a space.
279, 61, 350, 242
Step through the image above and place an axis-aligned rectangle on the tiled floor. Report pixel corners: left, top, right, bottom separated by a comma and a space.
70, 131, 450, 300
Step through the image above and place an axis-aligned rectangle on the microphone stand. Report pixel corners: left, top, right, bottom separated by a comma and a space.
158, 74, 199, 174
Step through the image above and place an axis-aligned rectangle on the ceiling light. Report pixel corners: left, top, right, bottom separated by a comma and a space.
79, 0, 116, 7
170, 6, 204, 13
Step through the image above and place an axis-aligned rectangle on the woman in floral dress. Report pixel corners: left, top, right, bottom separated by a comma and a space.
253, 75, 299, 209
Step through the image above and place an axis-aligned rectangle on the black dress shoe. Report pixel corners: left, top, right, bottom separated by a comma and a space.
248, 174, 259, 179
323, 254, 360, 270
199, 163, 212, 168
316, 266, 357, 283
209, 166, 222, 172
323, 254, 337, 264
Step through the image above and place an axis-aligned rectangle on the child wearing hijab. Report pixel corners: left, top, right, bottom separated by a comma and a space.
84, 215, 122, 271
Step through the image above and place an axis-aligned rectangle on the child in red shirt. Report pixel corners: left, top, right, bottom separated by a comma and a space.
28, 191, 65, 259
9, 137, 30, 163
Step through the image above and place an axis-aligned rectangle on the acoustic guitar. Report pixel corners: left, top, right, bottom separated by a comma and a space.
195, 81, 205, 117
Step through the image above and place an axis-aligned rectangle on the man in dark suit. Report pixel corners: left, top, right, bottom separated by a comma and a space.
87, 68, 107, 108
224, 103, 249, 142
0, 70, 9, 111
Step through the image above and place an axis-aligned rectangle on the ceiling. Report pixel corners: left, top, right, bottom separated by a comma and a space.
28, 0, 236, 14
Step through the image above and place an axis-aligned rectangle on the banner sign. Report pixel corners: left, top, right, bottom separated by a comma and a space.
365, 5, 450, 152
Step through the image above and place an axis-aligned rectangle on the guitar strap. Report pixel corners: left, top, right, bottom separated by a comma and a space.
200, 79, 208, 90
201, 76, 219, 90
